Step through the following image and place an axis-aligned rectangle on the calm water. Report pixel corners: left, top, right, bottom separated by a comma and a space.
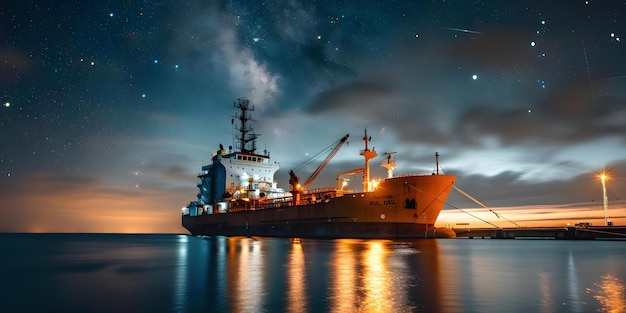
1, 234, 625, 313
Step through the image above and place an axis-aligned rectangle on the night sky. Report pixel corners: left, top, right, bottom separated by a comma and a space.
1, 1, 625, 233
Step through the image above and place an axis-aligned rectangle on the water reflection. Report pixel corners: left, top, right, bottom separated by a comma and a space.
566, 250, 582, 312
538, 271, 554, 313
330, 240, 358, 312
174, 235, 188, 312
287, 239, 307, 313
179, 237, 626, 312
362, 240, 393, 312
328, 239, 442, 312
215, 236, 228, 311
231, 237, 265, 312
594, 274, 625, 312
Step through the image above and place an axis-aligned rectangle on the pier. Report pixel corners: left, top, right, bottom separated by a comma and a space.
453, 225, 626, 240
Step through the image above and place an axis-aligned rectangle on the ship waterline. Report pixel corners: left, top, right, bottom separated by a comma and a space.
182, 98, 456, 239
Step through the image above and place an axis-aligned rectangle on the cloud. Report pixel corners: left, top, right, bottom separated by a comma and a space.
447, 159, 626, 208
454, 77, 626, 147
436, 28, 535, 67
308, 81, 397, 115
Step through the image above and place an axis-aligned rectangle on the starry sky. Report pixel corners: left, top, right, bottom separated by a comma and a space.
1, 1, 625, 233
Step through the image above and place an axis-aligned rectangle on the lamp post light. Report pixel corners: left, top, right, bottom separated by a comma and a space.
600, 172, 609, 226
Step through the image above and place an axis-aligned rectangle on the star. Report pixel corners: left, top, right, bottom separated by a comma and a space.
472, 74, 478, 80
3, 102, 9, 108
611, 33, 621, 42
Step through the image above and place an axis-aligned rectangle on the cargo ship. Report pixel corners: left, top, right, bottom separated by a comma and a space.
181, 98, 456, 238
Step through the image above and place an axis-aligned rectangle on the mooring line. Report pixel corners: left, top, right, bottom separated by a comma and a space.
406, 182, 499, 228
453, 185, 520, 227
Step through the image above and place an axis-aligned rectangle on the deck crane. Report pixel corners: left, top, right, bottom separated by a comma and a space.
336, 168, 364, 191
289, 134, 349, 202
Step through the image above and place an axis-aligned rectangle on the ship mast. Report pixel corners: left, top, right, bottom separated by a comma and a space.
381, 152, 396, 178
233, 98, 258, 154
360, 128, 378, 192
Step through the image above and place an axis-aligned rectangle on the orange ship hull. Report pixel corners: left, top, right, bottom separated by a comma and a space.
182, 174, 456, 239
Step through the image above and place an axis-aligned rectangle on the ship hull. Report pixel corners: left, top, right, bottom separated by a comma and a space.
183, 217, 453, 239
182, 175, 456, 239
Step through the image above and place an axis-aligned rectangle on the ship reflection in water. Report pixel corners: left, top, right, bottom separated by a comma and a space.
287, 239, 307, 312
231, 237, 265, 312
327, 239, 440, 312
175, 236, 626, 312
2, 234, 626, 312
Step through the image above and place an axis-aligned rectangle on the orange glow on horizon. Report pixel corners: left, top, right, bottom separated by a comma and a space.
437, 200, 626, 229
0, 173, 190, 233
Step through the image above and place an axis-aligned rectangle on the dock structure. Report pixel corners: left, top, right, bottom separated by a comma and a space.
453, 226, 626, 240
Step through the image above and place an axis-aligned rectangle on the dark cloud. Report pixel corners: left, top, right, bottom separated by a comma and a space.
437, 28, 535, 67
308, 81, 396, 114
447, 160, 626, 209
1, 172, 98, 193
454, 77, 626, 147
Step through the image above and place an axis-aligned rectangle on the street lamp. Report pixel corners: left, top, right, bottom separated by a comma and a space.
599, 171, 609, 226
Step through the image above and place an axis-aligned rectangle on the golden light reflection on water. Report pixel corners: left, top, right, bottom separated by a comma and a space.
229, 237, 265, 313
594, 274, 625, 313
330, 239, 407, 313
287, 240, 307, 313
330, 240, 358, 313
362, 240, 393, 312
165, 236, 626, 312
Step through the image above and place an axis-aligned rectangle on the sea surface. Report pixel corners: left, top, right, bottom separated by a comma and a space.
1, 233, 625, 313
